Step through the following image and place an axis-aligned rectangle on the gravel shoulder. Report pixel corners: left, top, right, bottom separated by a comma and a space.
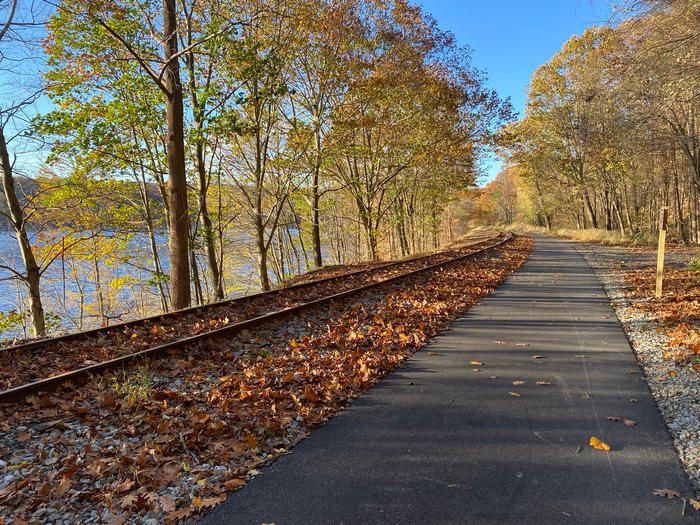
575, 242, 700, 493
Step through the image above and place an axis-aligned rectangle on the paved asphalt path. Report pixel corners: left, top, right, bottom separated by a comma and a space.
202, 236, 695, 525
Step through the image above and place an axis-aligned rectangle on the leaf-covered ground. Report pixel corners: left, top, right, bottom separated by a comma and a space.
0, 236, 531, 524
625, 265, 700, 367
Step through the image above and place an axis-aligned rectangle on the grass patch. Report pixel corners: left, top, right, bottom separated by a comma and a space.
507, 224, 657, 246
113, 365, 153, 406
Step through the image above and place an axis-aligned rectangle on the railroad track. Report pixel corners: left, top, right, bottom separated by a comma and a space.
0, 230, 512, 403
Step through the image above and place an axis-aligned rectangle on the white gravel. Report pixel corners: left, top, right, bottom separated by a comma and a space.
576, 243, 700, 493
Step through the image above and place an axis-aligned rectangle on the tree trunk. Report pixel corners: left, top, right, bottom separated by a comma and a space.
92, 246, 106, 326
0, 127, 46, 336
582, 188, 597, 228
163, 0, 191, 310
137, 170, 169, 312
196, 145, 223, 300
311, 129, 323, 268
255, 209, 270, 291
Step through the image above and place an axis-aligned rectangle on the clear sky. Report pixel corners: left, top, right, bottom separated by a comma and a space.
417, 0, 614, 182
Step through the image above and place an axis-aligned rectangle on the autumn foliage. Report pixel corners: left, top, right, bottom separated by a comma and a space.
625, 265, 700, 367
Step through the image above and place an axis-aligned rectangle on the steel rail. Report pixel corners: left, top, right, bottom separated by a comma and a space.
0, 232, 512, 404
0, 231, 500, 355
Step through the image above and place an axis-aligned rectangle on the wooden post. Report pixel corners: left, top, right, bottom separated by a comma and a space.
655, 207, 668, 298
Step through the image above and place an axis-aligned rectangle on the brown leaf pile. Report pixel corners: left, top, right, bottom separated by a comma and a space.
625, 266, 700, 367
0, 236, 532, 523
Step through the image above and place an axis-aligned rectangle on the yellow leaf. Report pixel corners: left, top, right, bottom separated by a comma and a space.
470, 360, 483, 366
589, 436, 611, 451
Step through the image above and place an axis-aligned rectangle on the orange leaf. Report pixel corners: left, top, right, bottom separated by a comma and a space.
303, 387, 320, 403
224, 479, 246, 491
589, 436, 611, 452
245, 433, 258, 449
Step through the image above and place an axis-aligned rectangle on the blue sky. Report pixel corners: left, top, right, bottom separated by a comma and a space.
417, 0, 614, 182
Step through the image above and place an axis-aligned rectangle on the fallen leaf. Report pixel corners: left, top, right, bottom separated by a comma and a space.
199, 494, 227, 508
470, 360, 483, 366
509, 392, 521, 397
669, 370, 678, 378
245, 433, 258, 449
224, 479, 246, 491
623, 419, 637, 427
56, 476, 72, 497
472, 368, 481, 372
652, 488, 681, 499
37, 483, 51, 498
689, 498, 700, 510
427, 352, 440, 356
536, 381, 551, 386
531, 355, 545, 359
16, 432, 31, 443
512, 380, 525, 386
160, 496, 176, 513
494, 341, 506, 345
515, 343, 530, 347
107, 514, 128, 525
489, 375, 498, 379
589, 436, 611, 452
303, 387, 320, 403
606, 416, 622, 422
165, 506, 195, 522
116, 479, 135, 494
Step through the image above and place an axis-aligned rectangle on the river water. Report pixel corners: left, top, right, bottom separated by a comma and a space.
0, 229, 312, 339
